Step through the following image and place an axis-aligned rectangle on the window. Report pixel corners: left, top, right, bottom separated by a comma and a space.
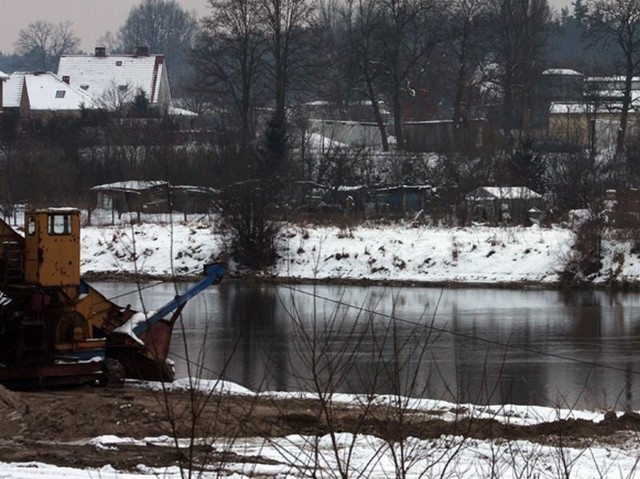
27, 217, 36, 236
80, 85, 89, 90
118, 85, 128, 92
48, 214, 72, 235
116, 60, 123, 66
55, 90, 66, 98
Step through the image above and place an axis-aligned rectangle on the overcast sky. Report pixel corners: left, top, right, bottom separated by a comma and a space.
0, 0, 573, 55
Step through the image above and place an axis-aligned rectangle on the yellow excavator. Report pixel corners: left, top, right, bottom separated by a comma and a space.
0, 208, 224, 388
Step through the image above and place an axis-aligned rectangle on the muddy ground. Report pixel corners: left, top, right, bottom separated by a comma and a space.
1, 384, 640, 472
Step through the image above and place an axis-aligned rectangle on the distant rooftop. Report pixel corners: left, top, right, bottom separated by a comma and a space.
542, 69, 583, 76
58, 47, 170, 105
3, 71, 94, 110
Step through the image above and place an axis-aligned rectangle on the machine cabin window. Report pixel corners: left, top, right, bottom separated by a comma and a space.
27, 217, 36, 235
48, 214, 72, 235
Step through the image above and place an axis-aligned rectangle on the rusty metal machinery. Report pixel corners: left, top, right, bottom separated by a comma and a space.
0, 208, 225, 388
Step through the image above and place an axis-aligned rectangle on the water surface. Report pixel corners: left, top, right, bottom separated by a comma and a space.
94, 280, 640, 410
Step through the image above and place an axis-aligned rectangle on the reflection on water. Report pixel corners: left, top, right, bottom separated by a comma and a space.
93, 280, 640, 410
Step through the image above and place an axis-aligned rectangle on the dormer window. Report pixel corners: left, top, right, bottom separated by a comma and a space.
55, 90, 66, 98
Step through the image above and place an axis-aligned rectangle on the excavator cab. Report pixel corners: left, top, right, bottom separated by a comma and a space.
23, 208, 81, 292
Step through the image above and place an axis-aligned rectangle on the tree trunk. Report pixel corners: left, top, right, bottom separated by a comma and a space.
365, 75, 389, 151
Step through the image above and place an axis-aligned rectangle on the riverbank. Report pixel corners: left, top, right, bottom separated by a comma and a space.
77, 214, 640, 287
80, 218, 578, 285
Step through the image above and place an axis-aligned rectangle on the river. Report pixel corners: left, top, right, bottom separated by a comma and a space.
93, 280, 640, 410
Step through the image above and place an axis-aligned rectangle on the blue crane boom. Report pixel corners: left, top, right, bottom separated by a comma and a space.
132, 262, 225, 336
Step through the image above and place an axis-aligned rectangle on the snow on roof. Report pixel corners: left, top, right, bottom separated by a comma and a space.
2, 75, 24, 108
58, 53, 166, 104
168, 105, 198, 116
2, 72, 94, 110
549, 101, 593, 114
542, 68, 583, 76
550, 93, 640, 114
0, 70, 8, 81
586, 75, 640, 82
467, 186, 542, 200
91, 180, 169, 193
307, 132, 348, 149
172, 185, 218, 194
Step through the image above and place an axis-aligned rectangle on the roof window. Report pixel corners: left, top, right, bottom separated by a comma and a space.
116, 60, 123, 66
55, 90, 66, 98
80, 85, 89, 90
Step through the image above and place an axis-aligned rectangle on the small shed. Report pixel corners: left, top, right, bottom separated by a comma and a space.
464, 186, 545, 225
371, 185, 437, 217
91, 180, 171, 221
171, 185, 219, 216
330, 185, 369, 213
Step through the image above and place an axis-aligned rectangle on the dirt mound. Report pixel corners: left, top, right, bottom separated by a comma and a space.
0, 384, 26, 412
0, 384, 27, 437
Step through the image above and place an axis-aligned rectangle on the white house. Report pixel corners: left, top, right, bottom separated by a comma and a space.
2, 71, 94, 116
58, 47, 172, 110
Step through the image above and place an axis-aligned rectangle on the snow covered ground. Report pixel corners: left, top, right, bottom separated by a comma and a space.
2, 379, 640, 478
4, 433, 639, 478
78, 212, 579, 285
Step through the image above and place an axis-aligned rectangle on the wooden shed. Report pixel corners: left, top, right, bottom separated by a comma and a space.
464, 186, 545, 225
91, 180, 171, 221
170, 185, 219, 217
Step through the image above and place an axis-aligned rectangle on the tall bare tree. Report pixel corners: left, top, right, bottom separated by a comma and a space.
484, 0, 551, 148
448, 0, 490, 150
343, 0, 390, 150
588, 0, 640, 155
377, 0, 447, 150
118, 0, 198, 86
259, 0, 314, 126
15, 20, 79, 71
195, 0, 267, 153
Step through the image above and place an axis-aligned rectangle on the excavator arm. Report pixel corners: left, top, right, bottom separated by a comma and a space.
132, 262, 225, 336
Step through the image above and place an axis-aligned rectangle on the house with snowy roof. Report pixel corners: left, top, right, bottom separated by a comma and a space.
0, 71, 8, 113
548, 74, 640, 150
2, 71, 94, 117
58, 47, 172, 111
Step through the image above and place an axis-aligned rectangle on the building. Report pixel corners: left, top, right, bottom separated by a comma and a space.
0, 71, 8, 113
91, 180, 171, 222
463, 186, 545, 225
1, 71, 94, 117
548, 75, 640, 150
58, 47, 172, 110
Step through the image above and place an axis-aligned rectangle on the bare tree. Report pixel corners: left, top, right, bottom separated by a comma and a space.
377, 0, 448, 150
194, 0, 267, 152
343, 0, 391, 150
588, 0, 640, 155
312, 0, 359, 114
95, 81, 136, 113
15, 20, 79, 71
259, 0, 314, 126
484, 0, 551, 148
448, 0, 490, 151
118, 0, 198, 86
